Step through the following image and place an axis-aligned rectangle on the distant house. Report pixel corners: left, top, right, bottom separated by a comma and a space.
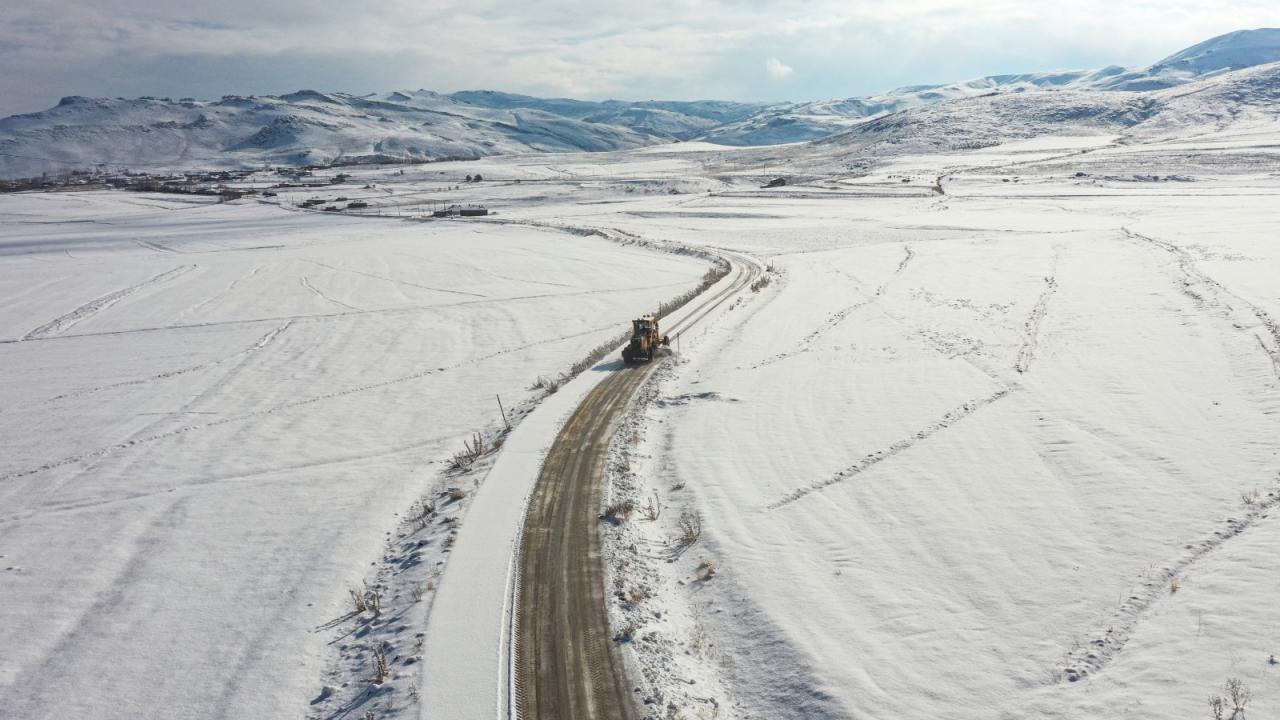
433, 204, 488, 218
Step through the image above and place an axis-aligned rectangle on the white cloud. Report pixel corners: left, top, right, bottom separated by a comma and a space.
0, 1, 1277, 114
766, 57, 795, 81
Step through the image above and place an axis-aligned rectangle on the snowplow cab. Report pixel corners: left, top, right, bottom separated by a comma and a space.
621, 314, 669, 364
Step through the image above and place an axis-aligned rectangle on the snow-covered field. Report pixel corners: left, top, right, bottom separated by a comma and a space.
3, 118, 1279, 720
0, 193, 709, 718
567, 138, 1280, 719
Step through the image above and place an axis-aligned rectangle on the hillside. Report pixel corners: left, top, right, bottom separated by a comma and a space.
448, 90, 765, 138
0, 90, 671, 178
1, 28, 1276, 177
706, 27, 1280, 144
800, 60, 1280, 161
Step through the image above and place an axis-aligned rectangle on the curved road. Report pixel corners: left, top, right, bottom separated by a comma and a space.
515, 253, 757, 719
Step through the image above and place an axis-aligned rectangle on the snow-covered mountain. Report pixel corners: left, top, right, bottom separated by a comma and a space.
0, 89, 738, 178
1148, 28, 1280, 83
802, 59, 1280, 161
706, 27, 1280, 145
1, 28, 1277, 177
448, 91, 764, 138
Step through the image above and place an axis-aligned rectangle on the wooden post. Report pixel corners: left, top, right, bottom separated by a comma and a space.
496, 394, 510, 430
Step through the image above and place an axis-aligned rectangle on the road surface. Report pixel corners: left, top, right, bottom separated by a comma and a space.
515, 254, 755, 719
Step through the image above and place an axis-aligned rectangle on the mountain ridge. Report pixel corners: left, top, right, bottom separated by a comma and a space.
2, 28, 1277, 178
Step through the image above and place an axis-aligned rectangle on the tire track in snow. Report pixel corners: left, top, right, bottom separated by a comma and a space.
893, 244, 916, 276
0, 494, 193, 717
301, 275, 361, 312
0, 429, 453, 525
1124, 227, 1280, 376
304, 259, 487, 298
135, 239, 178, 254
41, 321, 293, 404
1015, 259, 1059, 374
14, 320, 296, 494
0, 280, 694, 346
1055, 478, 1280, 683
755, 245, 914, 368
766, 388, 1010, 511
21, 265, 195, 340
181, 265, 263, 318
0, 322, 619, 483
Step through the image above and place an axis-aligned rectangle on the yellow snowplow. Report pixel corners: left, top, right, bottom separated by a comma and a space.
621, 314, 669, 364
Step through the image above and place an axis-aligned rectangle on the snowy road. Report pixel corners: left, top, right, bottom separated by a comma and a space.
515, 256, 757, 720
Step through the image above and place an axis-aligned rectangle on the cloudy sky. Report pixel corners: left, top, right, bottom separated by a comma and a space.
2, 1, 1276, 116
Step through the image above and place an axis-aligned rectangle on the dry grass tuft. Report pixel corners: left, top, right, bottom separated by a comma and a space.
643, 490, 662, 521
1227, 677, 1251, 715
349, 586, 369, 614
614, 622, 638, 643
1209, 677, 1251, 720
533, 375, 562, 393
349, 581, 382, 616
451, 432, 488, 469
1209, 694, 1225, 720
689, 624, 710, 656
371, 645, 390, 684
603, 500, 635, 523
676, 510, 703, 548
410, 498, 437, 531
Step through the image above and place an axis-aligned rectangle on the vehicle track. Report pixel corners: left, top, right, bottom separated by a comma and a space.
1056, 477, 1280, 683
300, 275, 361, 312
303, 259, 488, 298
515, 255, 755, 720
755, 244, 913, 368
1015, 254, 1060, 374
21, 265, 195, 340
41, 320, 292, 404
0, 279, 695, 346
1123, 227, 1280, 376
0, 321, 624, 484
765, 388, 1011, 511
